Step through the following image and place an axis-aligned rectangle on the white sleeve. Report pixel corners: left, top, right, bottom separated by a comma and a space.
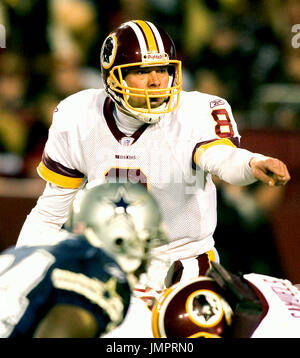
199, 145, 266, 186
16, 182, 79, 247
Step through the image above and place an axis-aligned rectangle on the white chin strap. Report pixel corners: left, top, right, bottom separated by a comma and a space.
119, 99, 167, 124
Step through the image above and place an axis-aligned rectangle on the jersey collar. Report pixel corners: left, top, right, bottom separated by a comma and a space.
103, 97, 149, 145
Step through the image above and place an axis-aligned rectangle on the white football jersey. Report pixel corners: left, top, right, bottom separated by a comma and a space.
36, 89, 241, 260
244, 273, 300, 338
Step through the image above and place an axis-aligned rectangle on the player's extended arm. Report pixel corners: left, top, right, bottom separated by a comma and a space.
16, 183, 79, 247
16, 97, 86, 247
195, 141, 290, 187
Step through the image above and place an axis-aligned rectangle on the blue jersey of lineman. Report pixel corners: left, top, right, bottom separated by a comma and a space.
0, 236, 131, 337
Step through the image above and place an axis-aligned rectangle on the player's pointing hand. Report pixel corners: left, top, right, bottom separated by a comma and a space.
249, 156, 291, 186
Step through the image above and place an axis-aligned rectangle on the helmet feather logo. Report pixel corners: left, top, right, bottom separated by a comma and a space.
101, 35, 117, 69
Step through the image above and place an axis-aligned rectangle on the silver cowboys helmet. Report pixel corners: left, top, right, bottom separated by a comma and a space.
70, 182, 168, 277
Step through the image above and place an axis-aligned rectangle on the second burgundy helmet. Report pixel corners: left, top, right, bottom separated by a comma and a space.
152, 276, 234, 338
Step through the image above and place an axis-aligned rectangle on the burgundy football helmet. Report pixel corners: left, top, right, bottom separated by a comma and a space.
152, 276, 233, 338
100, 20, 182, 123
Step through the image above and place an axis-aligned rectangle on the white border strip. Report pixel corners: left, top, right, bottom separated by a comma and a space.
126, 21, 148, 56
146, 21, 165, 53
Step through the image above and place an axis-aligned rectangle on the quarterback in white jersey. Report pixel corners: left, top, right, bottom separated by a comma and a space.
17, 20, 290, 290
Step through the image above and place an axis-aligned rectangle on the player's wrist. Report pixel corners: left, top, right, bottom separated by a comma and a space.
248, 154, 268, 168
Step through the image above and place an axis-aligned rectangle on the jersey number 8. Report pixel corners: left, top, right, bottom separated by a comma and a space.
211, 109, 234, 138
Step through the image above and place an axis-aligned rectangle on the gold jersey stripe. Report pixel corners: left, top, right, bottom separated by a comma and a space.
193, 138, 237, 166
206, 249, 216, 263
135, 20, 158, 53
37, 162, 83, 189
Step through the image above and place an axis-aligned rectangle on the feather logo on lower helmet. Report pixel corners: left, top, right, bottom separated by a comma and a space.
186, 289, 224, 327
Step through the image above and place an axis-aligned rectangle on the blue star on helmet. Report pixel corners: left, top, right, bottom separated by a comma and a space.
112, 187, 132, 213
114, 197, 130, 211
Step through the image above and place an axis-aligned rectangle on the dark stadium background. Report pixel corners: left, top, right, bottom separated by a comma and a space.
0, 0, 299, 283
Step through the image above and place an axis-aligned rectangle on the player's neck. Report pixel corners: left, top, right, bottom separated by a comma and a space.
114, 106, 144, 136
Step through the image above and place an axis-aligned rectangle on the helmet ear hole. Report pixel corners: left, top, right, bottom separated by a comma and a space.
115, 238, 124, 247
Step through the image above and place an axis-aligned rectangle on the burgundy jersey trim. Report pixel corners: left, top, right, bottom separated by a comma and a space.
192, 136, 240, 170
103, 97, 149, 145
196, 253, 210, 276
42, 152, 84, 178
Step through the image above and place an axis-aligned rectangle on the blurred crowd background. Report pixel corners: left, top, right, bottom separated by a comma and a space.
0, 0, 299, 281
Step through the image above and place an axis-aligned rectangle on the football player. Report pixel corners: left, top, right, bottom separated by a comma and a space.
0, 182, 167, 337
16, 20, 290, 291
152, 261, 300, 338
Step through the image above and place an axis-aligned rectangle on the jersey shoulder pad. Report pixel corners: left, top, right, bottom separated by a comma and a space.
180, 90, 230, 107
177, 91, 236, 138
178, 91, 231, 122
52, 89, 106, 131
